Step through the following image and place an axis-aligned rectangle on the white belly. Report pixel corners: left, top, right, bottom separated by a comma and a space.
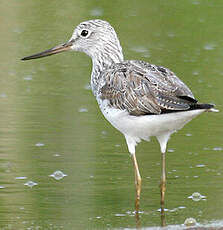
99, 99, 204, 138
98, 98, 205, 153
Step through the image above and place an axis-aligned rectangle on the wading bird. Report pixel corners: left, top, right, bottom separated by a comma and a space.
22, 19, 217, 214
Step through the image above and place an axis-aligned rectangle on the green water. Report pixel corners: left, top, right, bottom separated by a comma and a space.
0, 0, 223, 229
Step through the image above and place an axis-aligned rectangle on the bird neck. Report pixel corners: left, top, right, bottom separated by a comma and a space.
90, 41, 124, 95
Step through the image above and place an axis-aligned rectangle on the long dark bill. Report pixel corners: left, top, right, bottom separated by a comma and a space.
21, 40, 73, 61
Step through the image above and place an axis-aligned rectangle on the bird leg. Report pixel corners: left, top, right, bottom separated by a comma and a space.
157, 134, 169, 227
160, 151, 166, 227
131, 153, 142, 212
157, 134, 169, 213
160, 151, 166, 210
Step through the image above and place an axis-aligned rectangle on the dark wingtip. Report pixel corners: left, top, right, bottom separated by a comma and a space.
192, 103, 214, 110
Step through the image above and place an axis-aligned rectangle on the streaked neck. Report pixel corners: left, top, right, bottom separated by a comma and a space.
90, 41, 124, 95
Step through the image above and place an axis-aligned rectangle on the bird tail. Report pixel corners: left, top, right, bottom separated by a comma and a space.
191, 103, 219, 112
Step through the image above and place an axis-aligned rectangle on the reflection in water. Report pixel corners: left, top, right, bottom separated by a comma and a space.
135, 211, 141, 229
160, 208, 166, 227
134, 209, 166, 228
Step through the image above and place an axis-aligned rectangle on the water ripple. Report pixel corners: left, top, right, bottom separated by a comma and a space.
49, 170, 67, 180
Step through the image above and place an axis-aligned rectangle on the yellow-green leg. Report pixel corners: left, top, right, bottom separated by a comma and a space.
131, 153, 142, 212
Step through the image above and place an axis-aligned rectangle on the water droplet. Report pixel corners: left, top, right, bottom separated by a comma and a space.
167, 32, 176, 38
101, 130, 107, 136
115, 213, 126, 217
204, 43, 216, 50
167, 149, 175, 152
78, 107, 88, 113
196, 164, 206, 168
130, 46, 150, 57
203, 147, 210, 150
24, 181, 38, 188
192, 71, 199, 76
0, 93, 7, 98
15, 176, 27, 180
53, 153, 61, 157
213, 147, 222, 151
184, 217, 197, 226
13, 27, 24, 33
186, 133, 192, 136
192, 1, 200, 5
90, 8, 104, 16
199, 18, 205, 23
188, 192, 206, 201
49, 170, 67, 180
24, 75, 32, 81
35, 143, 45, 147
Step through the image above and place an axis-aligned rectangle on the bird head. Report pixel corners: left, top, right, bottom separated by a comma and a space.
21, 19, 123, 62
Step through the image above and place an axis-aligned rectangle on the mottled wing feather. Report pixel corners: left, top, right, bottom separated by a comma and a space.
99, 60, 197, 115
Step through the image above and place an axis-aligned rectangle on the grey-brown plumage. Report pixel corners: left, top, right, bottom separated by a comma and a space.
99, 60, 212, 116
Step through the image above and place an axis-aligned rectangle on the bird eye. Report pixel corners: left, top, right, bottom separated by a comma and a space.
80, 30, 89, 37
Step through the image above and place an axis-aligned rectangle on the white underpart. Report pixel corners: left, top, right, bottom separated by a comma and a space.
98, 98, 207, 155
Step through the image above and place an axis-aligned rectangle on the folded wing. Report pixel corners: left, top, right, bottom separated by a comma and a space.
99, 60, 198, 116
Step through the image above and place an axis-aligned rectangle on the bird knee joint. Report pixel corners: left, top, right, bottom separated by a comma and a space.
160, 181, 166, 192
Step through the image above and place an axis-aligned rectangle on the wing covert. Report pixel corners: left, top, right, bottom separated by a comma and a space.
99, 60, 197, 115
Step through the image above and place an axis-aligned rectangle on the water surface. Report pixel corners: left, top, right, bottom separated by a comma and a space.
0, 0, 223, 229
